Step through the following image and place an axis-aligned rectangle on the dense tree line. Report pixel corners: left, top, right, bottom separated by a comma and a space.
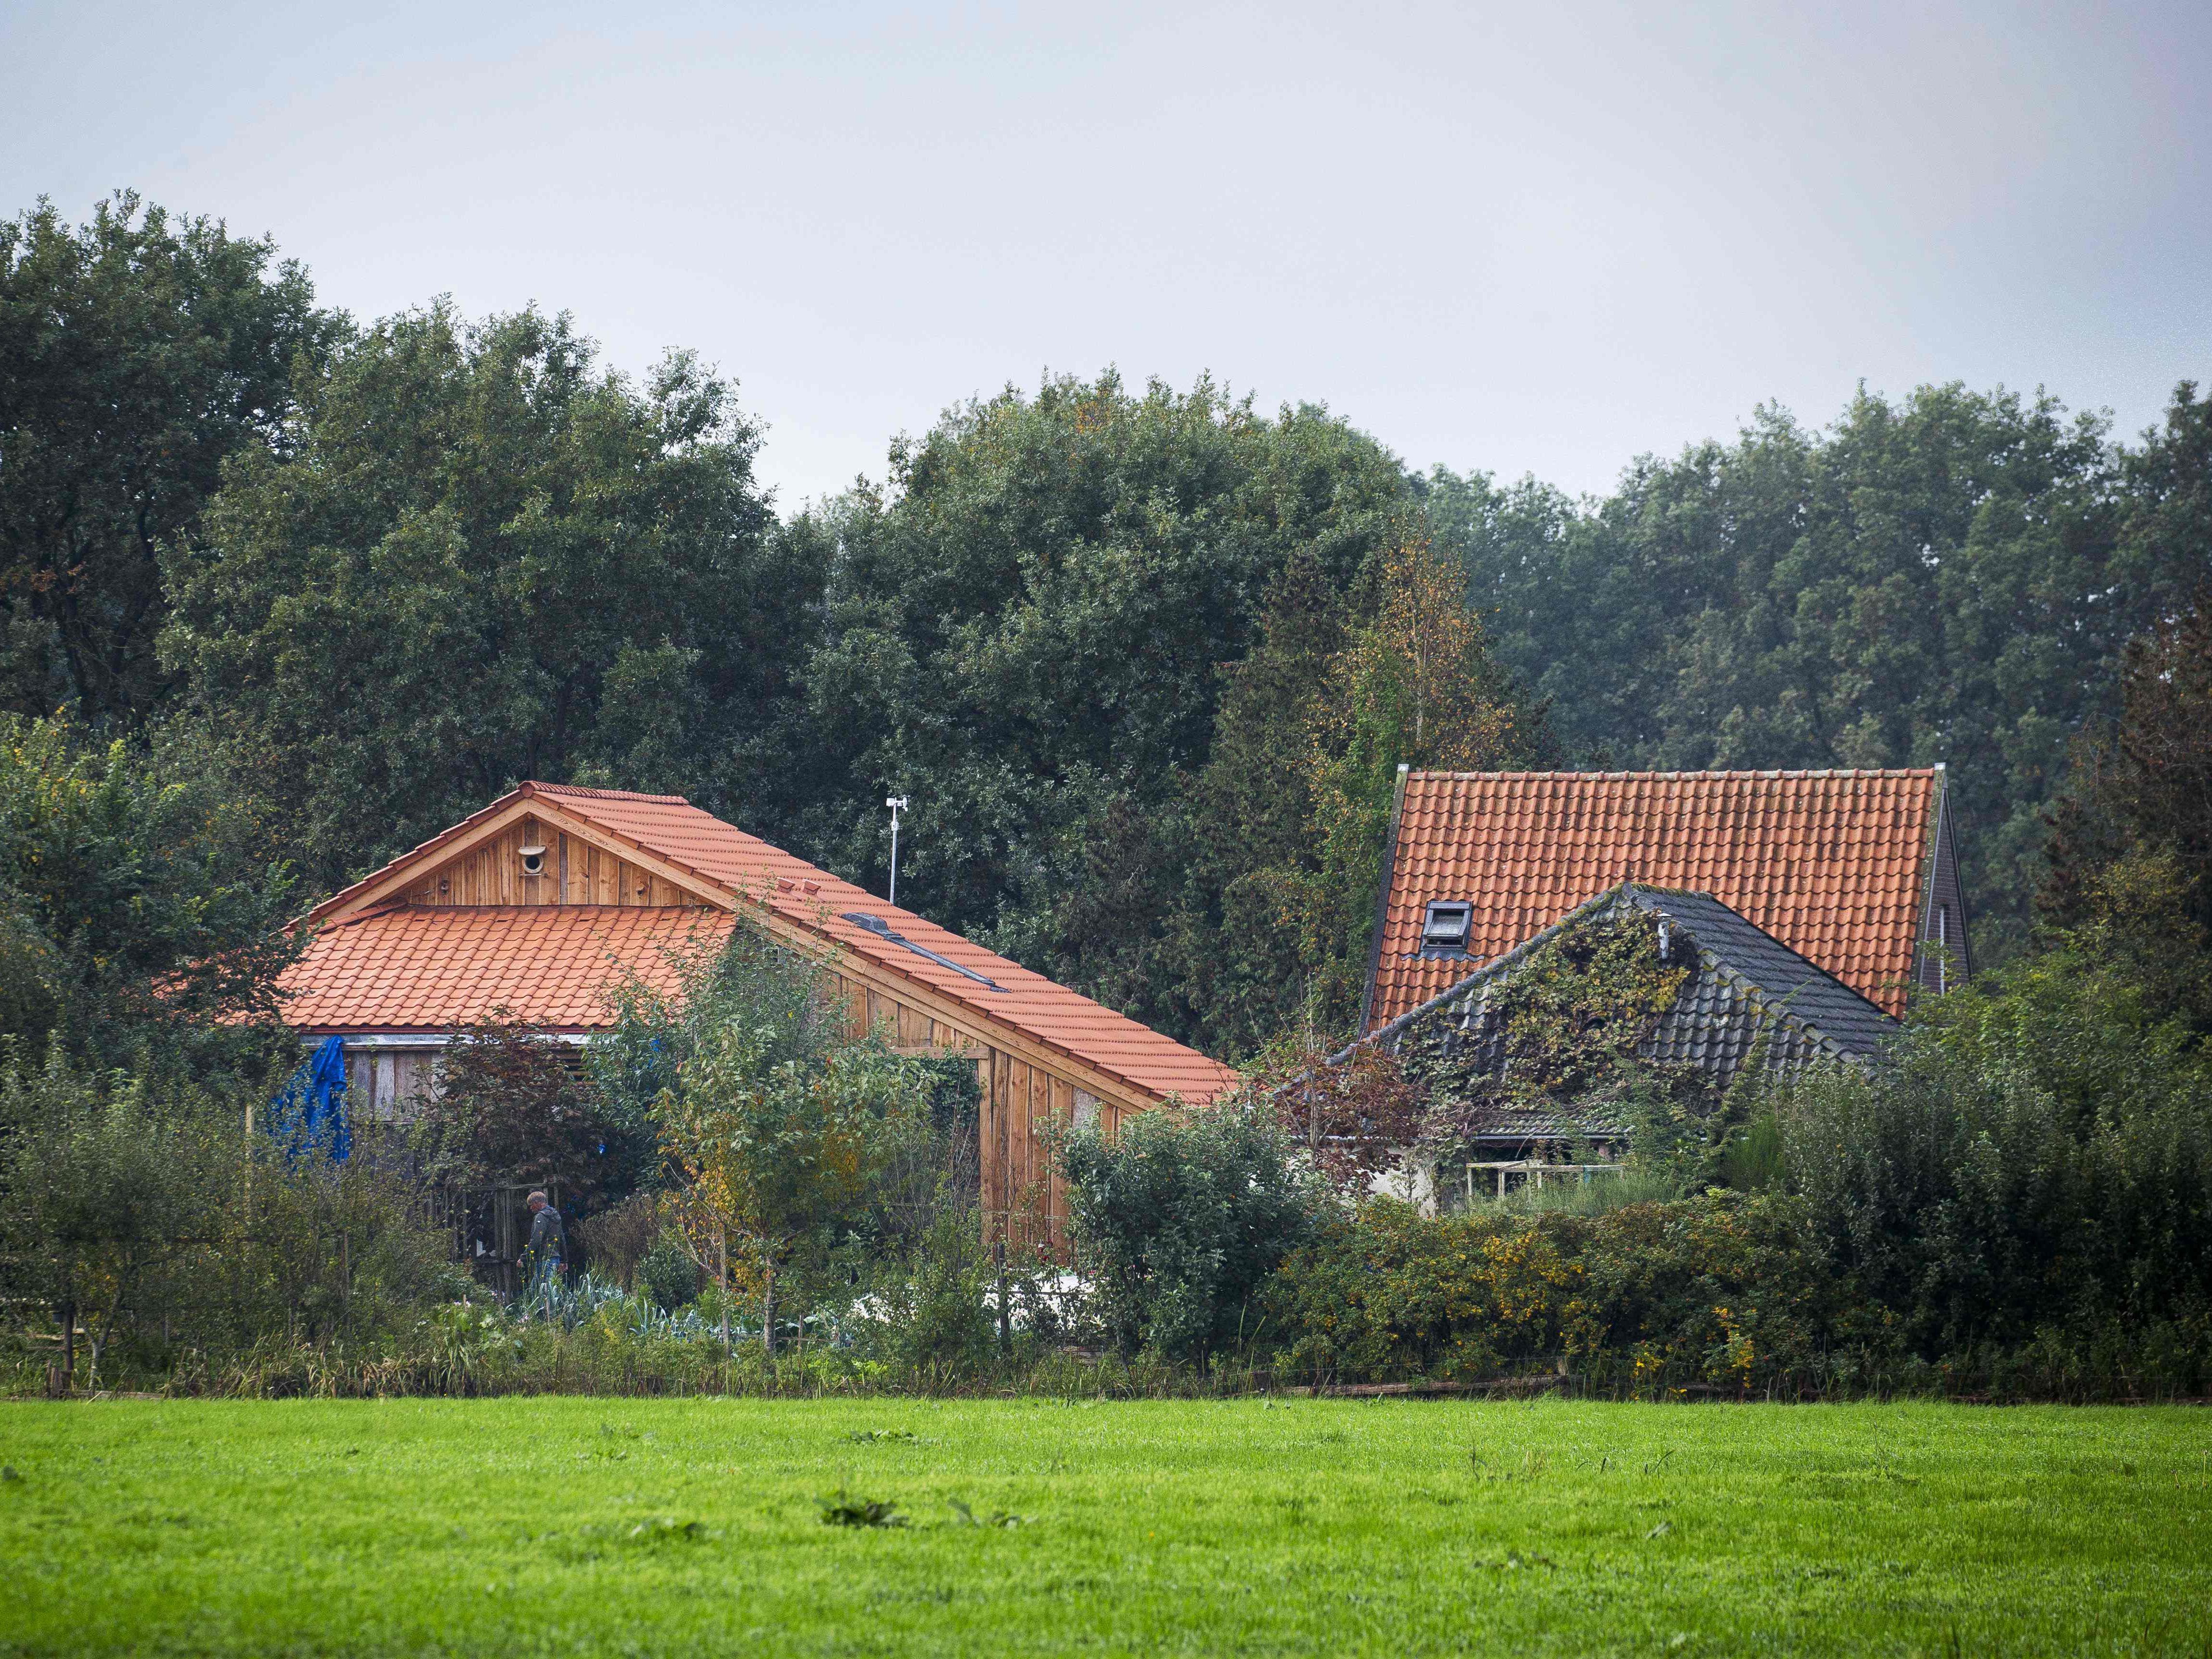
778, 378, 1544, 1053
163, 302, 809, 887
2, 190, 2209, 1403
3, 191, 2208, 1065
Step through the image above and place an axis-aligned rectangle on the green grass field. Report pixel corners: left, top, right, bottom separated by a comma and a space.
0, 1397, 2206, 1657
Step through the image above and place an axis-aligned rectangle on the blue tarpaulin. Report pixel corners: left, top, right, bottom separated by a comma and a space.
266, 1035, 351, 1163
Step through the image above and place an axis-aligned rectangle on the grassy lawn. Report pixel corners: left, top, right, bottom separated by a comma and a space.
0, 1396, 2206, 1657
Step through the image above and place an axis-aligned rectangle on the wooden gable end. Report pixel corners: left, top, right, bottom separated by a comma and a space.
399, 814, 712, 909
317, 799, 726, 922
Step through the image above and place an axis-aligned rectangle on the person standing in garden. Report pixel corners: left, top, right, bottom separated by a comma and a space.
520, 1190, 565, 1309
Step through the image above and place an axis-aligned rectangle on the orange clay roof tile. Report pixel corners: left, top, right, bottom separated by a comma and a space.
1368, 769, 1939, 1028
283, 906, 730, 1032
287, 783, 1239, 1106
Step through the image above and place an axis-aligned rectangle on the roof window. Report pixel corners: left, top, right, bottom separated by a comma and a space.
1421, 901, 1473, 955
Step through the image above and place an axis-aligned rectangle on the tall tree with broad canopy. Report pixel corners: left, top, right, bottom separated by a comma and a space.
161, 303, 812, 890
2039, 585, 2212, 1034
781, 373, 1548, 1053
0, 193, 341, 723
0, 715, 300, 1082
782, 372, 1410, 948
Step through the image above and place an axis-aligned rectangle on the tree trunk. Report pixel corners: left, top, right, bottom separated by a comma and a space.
762, 1259, 777, 1358
90, 1274, 131, 1385
717, 1229, 731, 1357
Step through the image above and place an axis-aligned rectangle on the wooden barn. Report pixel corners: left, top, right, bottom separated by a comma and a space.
278, 782, 1238, 1245
1361, 766, 1970, 1036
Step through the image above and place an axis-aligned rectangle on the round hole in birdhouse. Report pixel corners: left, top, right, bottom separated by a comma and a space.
519, 843, 547, 877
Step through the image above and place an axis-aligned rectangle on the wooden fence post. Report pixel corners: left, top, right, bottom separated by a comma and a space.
994, 1239, 1010, 1358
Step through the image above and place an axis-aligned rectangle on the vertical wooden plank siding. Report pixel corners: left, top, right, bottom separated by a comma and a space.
998, 1057, 1018, 1226
339, 1046, 440, 1123
1010, 1059, 1033, 1245
981, 1059, 1084, 1252
403, 818, 708, 909
1027, 1064, 1048, 1242
1047, 1075, 1073, 1239
1031, 1062, 1049, 1246
399, 1051, 436, 1112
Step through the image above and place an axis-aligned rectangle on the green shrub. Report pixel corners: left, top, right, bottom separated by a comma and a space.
1489, 1165, 1683, 1216
0, 1041, 454, 1389
1263, 1191, 1867, 1395
1059, 1102, 1313, 1369
853, 1201, 998, 1384
1782, 951, 2212, 1364
637, 1234, 698, 1312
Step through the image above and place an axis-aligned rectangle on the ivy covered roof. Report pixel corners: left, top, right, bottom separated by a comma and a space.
1346, 883, 1899, 1147
1625, 889, 1897, 1064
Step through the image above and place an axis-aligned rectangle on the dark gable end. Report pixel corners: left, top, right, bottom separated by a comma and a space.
1914, 766, 1972, 996
1357, 763, 1412, 1037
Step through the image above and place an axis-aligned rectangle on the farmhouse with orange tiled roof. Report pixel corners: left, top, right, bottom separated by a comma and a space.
282, 782, 1238, 1241
1361, 767, 1969, 1035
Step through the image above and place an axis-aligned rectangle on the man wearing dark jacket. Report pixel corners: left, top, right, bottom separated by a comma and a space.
520, 1190, 565, 1304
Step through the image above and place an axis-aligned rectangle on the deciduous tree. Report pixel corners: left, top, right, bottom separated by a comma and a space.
0, 193, 340, 721
162, 303, 806, 890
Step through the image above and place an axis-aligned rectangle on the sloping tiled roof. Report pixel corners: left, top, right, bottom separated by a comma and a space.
1367, 769, 1939, 1026
1351, 883, 1898, 1146
285, 906, 734, 1033
291, 783, 1240, 1106
1628, 890, 1895, 1063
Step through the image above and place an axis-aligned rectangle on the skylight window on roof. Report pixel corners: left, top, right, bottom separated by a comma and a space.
1421, 901, 1473, 955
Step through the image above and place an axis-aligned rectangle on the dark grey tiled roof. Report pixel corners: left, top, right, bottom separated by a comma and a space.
1343, 882, 1899, 1103
1622, 888, 1895, 1062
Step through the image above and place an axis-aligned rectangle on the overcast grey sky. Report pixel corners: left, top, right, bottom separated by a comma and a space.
5, 0, 2207, 510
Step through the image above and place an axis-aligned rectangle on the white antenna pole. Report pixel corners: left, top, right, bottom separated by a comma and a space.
885, 796, 909, 905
